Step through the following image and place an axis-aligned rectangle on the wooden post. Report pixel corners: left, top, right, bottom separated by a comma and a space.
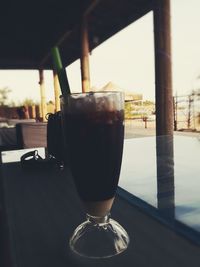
173, 97, 177, 131
153, 0, 173, 136
39, 69, 47, 121
35, 105, 40, 121
32, 105, 36, 119
144, 117, 147, 129
187, 95, 192, 129
28, 105, 36, 119
53, 70, 61, 112
80, 17, 90, 93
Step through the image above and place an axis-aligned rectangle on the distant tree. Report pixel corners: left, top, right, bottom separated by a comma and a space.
9, 101, 17, 107
21, 98, 37, 106
0, 87, 12, 106
194, 89, 200, 96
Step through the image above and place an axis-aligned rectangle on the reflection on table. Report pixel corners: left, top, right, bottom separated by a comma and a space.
119, 135, 200, 243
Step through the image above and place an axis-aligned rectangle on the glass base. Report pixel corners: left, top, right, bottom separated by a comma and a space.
69, 213, 129, 259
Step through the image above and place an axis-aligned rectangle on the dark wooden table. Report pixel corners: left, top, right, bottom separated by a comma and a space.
0, 145, 200, 267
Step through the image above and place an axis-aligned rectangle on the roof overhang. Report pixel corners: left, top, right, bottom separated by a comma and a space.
0, 0, 154, 70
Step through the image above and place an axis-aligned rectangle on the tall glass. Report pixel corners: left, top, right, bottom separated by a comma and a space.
60, 91, 129, 258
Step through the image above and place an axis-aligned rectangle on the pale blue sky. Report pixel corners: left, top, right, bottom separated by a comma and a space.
0, 0, 200, 104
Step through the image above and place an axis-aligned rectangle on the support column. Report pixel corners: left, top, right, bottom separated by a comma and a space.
28, 105, 36, 119
53, 70, 61, 112
80, 17, 90, 93
153, 0, 173, 136
39, 69, 47, 121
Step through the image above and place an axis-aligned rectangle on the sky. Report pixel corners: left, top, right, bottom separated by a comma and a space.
0, 0, 200, 105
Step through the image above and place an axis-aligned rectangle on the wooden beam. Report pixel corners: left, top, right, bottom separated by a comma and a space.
53, 70, 61, 112
40, 1, 101, 68
80, 17, 90, 93
84, 0, 101, 16
153, 0, 173, 136
39, 69, 47, 121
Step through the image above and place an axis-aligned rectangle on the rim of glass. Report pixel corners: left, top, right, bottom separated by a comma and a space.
60, 91, 124, 98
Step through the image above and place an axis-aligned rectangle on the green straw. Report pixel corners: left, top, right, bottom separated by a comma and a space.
51, 46, 71, 95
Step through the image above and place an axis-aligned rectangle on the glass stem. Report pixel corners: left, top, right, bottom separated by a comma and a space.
86, 213, 110, 224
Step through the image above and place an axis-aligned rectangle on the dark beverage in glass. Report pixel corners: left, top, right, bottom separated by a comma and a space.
60, 91, 129, 258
